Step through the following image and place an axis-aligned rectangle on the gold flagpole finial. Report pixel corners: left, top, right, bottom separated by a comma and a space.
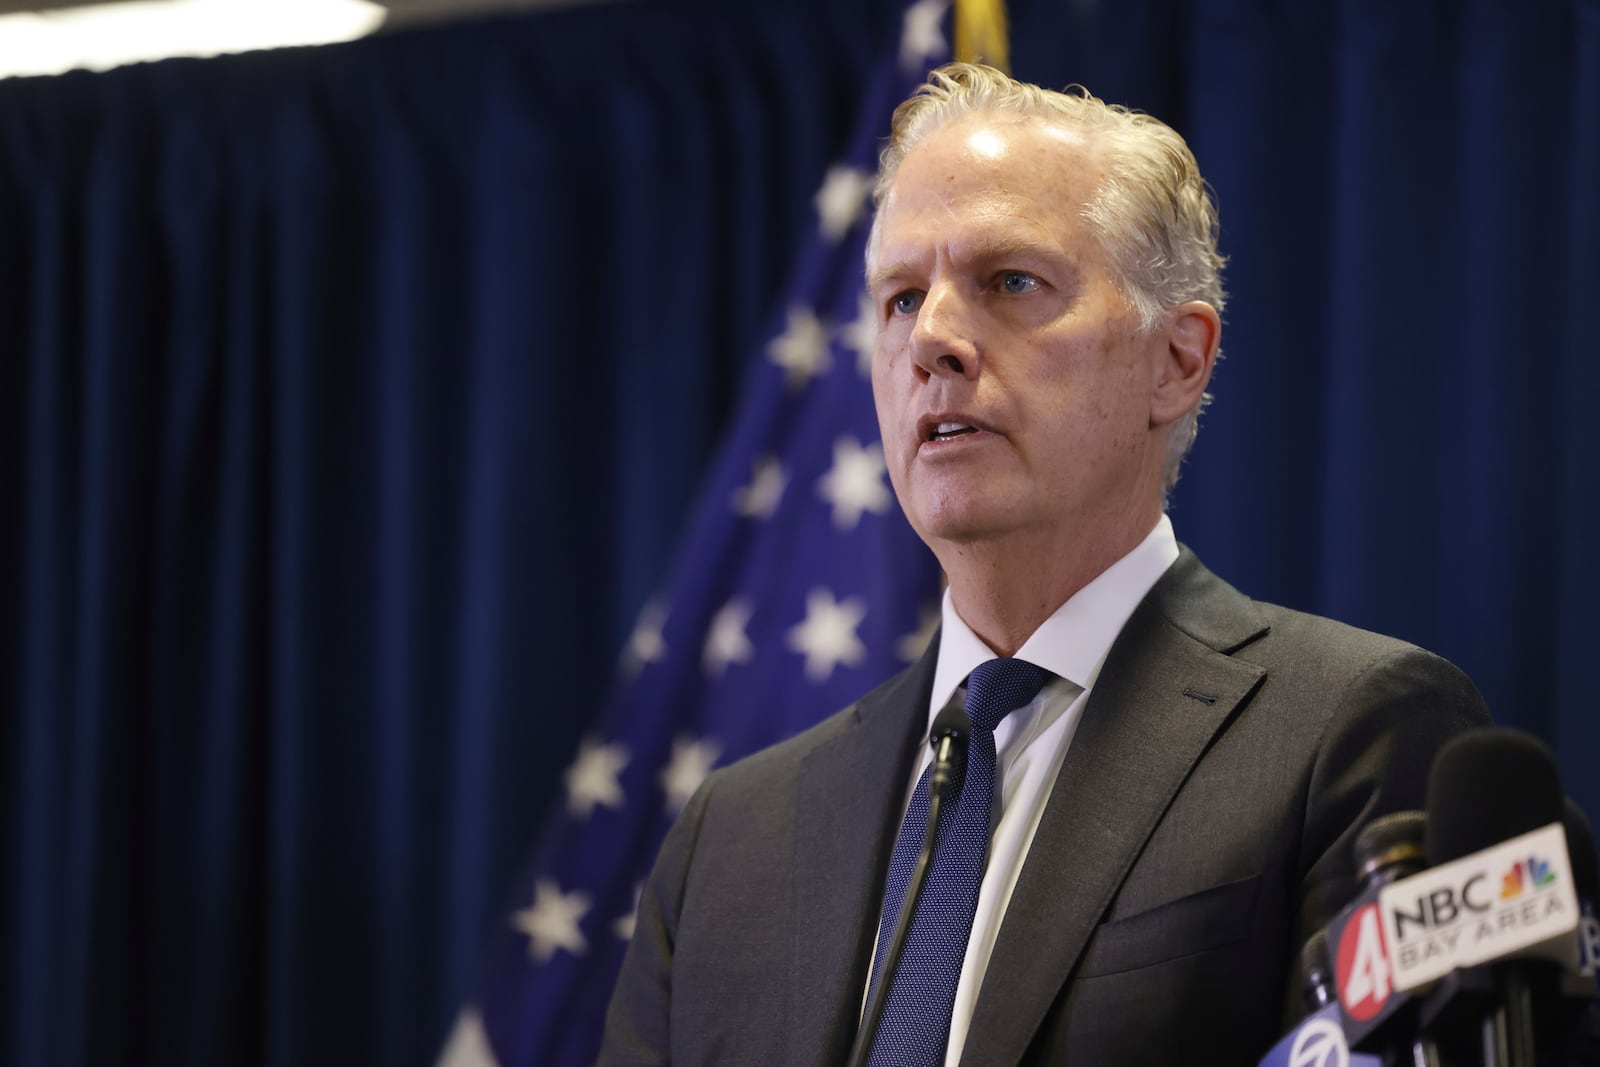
953, 0, 1010, 74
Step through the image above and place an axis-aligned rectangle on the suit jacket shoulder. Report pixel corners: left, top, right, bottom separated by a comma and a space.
964, 548, 1491, 1065
600, 640, 938, 1067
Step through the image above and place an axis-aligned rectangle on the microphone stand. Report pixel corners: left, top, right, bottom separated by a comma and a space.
846, 709, 967, 1067
1483, 964, 1536, 1067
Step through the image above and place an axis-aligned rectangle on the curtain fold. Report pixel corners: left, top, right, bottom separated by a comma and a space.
1, 4, 904, 1065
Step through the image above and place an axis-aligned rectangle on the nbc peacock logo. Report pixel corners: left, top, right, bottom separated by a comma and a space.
1499, 855, 1558, 901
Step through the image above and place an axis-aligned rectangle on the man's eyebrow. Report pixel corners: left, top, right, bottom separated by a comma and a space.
965, 237, 1067, 265
866, 261, 915, 290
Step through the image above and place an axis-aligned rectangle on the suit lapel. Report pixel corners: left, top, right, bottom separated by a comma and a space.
787, 639, 938, 1067
963, 551, 1269, 1066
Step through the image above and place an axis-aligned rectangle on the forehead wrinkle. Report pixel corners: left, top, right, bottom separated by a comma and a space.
869, 211, 1073, 289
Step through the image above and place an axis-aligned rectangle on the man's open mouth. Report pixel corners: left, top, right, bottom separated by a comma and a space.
929, 422, 978, 441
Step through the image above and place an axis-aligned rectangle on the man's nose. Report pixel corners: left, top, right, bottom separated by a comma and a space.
907, 283, 981, 382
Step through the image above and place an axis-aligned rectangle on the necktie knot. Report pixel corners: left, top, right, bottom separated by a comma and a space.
963, 657, 1050, 733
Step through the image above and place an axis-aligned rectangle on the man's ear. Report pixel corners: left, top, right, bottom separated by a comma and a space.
1150, 301, 1221, 427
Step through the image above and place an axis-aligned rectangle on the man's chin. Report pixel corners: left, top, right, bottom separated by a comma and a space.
911, 506, 1027, 550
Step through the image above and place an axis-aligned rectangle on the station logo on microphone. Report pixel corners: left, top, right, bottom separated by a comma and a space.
1332, 901, 1395, 1023
1378, 823, 1580, 991
1499, 855, 1557, 899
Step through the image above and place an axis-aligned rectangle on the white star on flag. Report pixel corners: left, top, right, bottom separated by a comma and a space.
813, 164, 876, 241
767, 306, 832, 390
900, 0, 949, 74
562, 737, 630, 819
703, 598, 756, 678
817, 436, 891, 530
612, 883, 642, 942
435, 1009, 495, 1067
787, 587, 868, 682
511, 879, 592, 964
839, 293, 877, 378
658, 735, 722, 814
897, 602, 942, 663
730, 456, 788, 519
621, 599, 668, 677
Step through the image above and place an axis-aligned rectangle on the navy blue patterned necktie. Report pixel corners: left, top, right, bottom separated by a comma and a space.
863, 657, 1052, 1066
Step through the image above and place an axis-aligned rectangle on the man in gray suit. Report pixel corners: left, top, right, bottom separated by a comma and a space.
601, 63, 1488, 1065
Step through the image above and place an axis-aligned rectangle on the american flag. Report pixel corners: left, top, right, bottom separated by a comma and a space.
438, 3, 951, 1064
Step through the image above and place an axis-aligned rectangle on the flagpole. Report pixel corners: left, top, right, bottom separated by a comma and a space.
953, 0, 1009, 72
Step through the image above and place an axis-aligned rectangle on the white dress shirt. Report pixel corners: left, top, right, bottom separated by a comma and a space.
881, 515, 1179, 1066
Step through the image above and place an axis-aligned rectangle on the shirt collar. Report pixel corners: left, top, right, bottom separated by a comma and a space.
928, 515, 1180, 720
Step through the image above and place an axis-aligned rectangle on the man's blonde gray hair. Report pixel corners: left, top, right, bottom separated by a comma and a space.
869, 62, 1226, 492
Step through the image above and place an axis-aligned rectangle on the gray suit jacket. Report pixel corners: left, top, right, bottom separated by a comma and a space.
600, 549, 1491, 1065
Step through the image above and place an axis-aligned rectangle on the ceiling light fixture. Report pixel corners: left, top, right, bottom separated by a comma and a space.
0, 0, 387, 81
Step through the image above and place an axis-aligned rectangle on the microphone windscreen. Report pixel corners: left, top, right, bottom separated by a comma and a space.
929, 701, 970, 749
1564, 797, 1598, 902
1425, 728, 1565, 865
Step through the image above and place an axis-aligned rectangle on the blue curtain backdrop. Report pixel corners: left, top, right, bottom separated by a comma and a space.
1, 0, 1595, 1064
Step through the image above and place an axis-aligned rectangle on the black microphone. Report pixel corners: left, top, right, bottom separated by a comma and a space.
1425, 730, 1566, 866
1331, 810, 1434, 1056
1561, 797, 1600, 1065
1363, 812, 1437, 1067
847, 700, 970, 1067
1566, 799, 1599, 978
1303, 928, 1337, 1012
1419, 728, 1568, 1067
1256, 930, 1384, 1067
926, 703, 970, 807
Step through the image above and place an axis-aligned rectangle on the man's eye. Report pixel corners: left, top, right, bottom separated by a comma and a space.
891, 291, 924, 315
999, 271, 1039, 294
